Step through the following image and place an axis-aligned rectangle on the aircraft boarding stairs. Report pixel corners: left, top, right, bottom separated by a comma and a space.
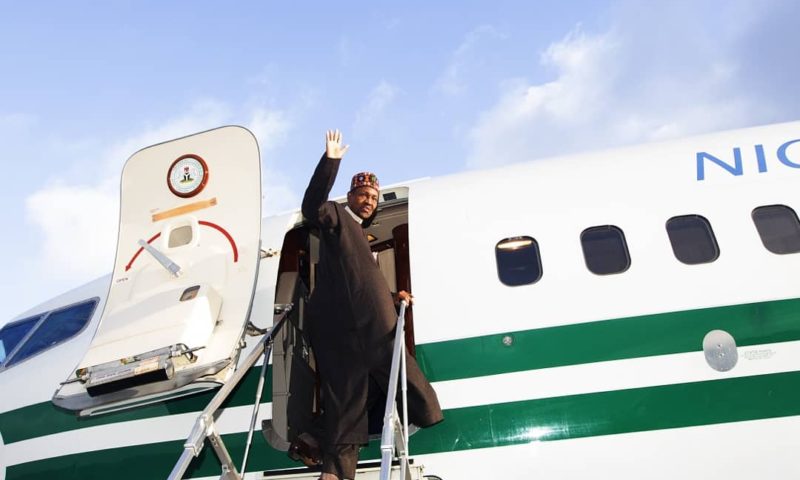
168, 302, 424, 480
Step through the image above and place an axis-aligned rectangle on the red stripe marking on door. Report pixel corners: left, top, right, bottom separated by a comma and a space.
199, 221, 239, 262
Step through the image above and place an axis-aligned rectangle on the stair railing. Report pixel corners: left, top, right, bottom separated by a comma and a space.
167, 306, 290, 480
379, 300, 411, 480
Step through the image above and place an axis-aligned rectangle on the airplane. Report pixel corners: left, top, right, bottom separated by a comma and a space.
1, 120, 799, 480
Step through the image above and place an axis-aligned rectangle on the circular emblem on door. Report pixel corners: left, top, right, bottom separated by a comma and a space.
167, 154, 208, 198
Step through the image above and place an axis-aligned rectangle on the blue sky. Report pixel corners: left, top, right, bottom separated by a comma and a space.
1, 0, 798, 323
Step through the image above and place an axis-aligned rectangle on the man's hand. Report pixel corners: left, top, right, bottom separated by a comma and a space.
326, 129, 350, 159
396, 290, 414, 306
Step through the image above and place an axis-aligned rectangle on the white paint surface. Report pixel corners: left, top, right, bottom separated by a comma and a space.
2, 122, 800, 478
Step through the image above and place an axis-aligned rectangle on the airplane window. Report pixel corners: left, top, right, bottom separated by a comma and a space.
495, 236, 543, 286
0, 315, 42, 365
581, 225, 631, 275
666, 215, 720, 265
5, 298, 98, 368
752, 204, 800, 254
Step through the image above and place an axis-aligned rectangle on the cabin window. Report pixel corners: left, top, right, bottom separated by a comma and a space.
496, 236, 543, 286
666, 215, 720, 265
3, 298, 98, 368
581, 225, 631, 275
751, 204, 800, 254
0, 315, 42, 365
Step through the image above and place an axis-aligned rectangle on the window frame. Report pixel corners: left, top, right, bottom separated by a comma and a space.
0, 314, 45, 368
580, 225, 632, 275
665, 214, 720, 265
495, 235, 543, 287
751, 204, 800, 255
0, 297, 99, 372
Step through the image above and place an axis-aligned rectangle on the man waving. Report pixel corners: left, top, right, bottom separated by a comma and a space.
299, 130, 443, 480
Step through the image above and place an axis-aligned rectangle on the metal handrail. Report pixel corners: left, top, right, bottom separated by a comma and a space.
240, 333, 272, 474
167, 308, 290, 480
379, 301, 410, 480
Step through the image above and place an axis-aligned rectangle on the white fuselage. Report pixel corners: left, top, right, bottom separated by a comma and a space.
1, 121, 799, 480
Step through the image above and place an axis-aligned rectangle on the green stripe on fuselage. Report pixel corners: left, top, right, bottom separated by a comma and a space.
8, 370, 800, 479
2, 297, 799, 444
415, 297, 800, 382
0, 367, 272, 444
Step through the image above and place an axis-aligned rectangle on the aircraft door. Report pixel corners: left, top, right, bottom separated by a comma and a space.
53, 126, 262, 416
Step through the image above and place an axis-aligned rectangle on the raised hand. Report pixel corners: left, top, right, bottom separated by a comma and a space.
325, 129, 350, 159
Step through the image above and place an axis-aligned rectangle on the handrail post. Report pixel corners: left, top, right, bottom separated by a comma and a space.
400, 328, 409, 480
167, 309, 289, 480
379, 301, 408, 480
240, 339, 274, 474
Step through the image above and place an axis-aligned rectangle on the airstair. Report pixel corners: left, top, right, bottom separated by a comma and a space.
168, 302, 422, 480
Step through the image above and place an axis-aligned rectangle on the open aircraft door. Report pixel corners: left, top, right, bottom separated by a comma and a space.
53, 126, 262, 416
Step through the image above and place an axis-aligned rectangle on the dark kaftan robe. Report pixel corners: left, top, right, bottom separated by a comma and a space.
301, 155, 443, 446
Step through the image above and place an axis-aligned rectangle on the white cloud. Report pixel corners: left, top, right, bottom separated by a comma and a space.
0, 112, 37, 130
435, 25, 508, 96
353, 81, 399, 136
466, 2, 791, 168
248, 108, 292, 152
260, 166, 300, 216
246, 64, 278, 87
246, 108, 299, 215
25, 180, 119, 280
467, 27, 622, 167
